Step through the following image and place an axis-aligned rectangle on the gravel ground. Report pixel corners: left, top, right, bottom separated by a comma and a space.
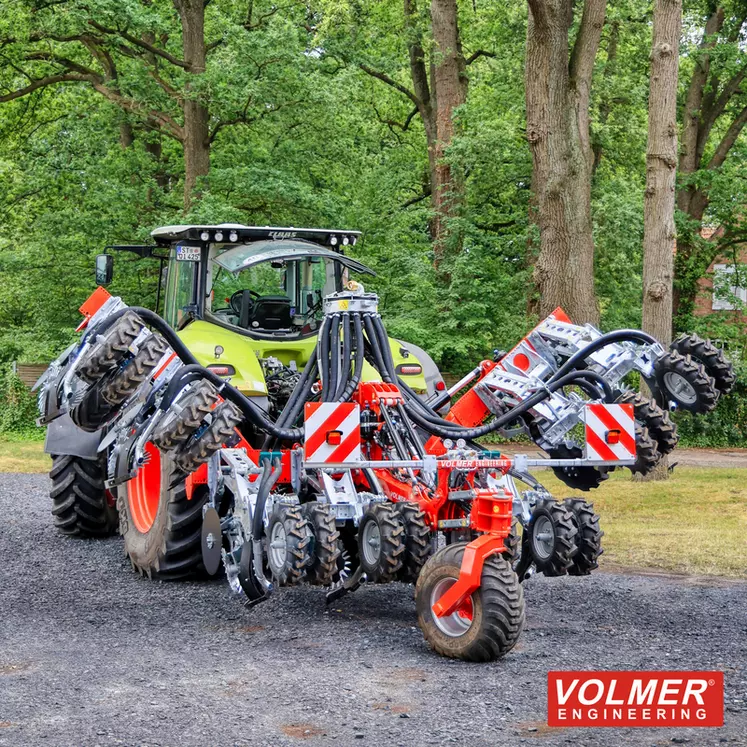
1, 474, 746, 747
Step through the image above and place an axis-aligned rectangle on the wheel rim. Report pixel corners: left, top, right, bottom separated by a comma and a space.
127, 442, 162, 533
662, 372, 697, 404
361, 519, 381, 567
430, 577, 474, 637
268, 520, 287, 573
532, 515, 554, 559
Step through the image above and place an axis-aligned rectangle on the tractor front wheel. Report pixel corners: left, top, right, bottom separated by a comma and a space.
416, 543, 525, 662
117, 443, 207, 580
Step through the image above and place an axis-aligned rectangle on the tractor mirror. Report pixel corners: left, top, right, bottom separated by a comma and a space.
95, 254, 113, 285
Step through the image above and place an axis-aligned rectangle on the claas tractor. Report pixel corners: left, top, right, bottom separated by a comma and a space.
35, 224, 733, 661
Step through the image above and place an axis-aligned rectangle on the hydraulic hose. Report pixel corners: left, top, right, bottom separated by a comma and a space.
335, 312, 365, 403
318, 315, 331, 402
334, 313, 352, 401
252, 458, 282, 540
326, 314, 341, 402
549, 330, 659, 383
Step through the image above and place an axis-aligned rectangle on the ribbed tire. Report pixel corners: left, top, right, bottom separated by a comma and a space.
77, 310, 145, 384
671, 334, 735, 395
70, 333, 170, 433
265, 502, 313, 586
358, 501, 406, 583
416, 543, 525, 662
49, 454, 118, 537
654, 351, 719, 414
394, 502, 432, 583
151, 380, 222, 451
301, 502, 341, 586
117, 453, 206, 580
564, 498, 603, 576
616, 390, 678, 456
173, 400, 243, 474
503, 518, 521, 564
630, 423, 662, 476
529, 498, 578, 577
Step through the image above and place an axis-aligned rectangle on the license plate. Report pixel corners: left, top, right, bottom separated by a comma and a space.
176, 245, 200, 262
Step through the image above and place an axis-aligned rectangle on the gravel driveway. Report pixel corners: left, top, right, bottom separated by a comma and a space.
1, 474, 745, 747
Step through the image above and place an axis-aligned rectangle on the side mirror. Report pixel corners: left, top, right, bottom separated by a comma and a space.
95, 254, 113, 285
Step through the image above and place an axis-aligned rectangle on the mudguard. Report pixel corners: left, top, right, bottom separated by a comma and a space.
44, 412, 103, 460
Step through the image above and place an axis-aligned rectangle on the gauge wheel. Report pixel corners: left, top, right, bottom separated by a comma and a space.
265, 502, 313, 586
301, 501, 341, 586
653, 351, 719, 414
358, 501, 405, 583
416, 543, 525, 661
564, 498, 603, 575
528, 497, 578, 577
615, 390, 678, 456
394, 501, 432, 583
671, 334, 735, 396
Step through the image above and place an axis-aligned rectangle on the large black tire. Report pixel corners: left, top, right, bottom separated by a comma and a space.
49, 454, 118, 537
172, 400, 243, 474
653, 351, 719, 414
77, 310, 145, 384
117, 449, 207, 580
265, 501, 313, 586
630, 423, 661, 476
358, 501, 406, 583
151, 380, 222, 451
528, 497, 577, 577
616, 390, 678, 456
564, 498, 603, 576
671, 333, 735, 396
394, 501, 432, 583
416, 543, 525, 662
71, 333, 170, 433
301, 501, 341, 586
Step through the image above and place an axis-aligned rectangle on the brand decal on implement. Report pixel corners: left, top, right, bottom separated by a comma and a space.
547, 671, 723, 727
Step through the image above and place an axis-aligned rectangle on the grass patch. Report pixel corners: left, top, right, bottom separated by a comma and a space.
0, 438, 50, 474
539, 467, 747, 578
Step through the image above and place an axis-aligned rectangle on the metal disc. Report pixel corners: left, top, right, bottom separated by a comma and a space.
201, 506, 222, 576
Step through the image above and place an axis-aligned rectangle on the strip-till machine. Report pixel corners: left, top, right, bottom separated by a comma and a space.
38, 285, 730, 661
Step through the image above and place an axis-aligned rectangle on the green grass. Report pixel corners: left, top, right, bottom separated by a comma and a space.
0, 439, 744, 577
0, 437, 51, 474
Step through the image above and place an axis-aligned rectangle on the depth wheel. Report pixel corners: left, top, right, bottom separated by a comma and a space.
151, 380, 222, 451
616, 390, 678, 456
394, 502, 432, 583
358, 501, 405, 583
528, 498, 577, 577
77, 310, 145, 384
117, 443, 207, 579
547, 443, 608, 492
265, 502, 313, 586
416, 543, 525, 662
301, 501, 341, 586
630, 423, 661, 476
503, 518, 521, 564
564, 498, 603, 575
671, 334, 735, 395
654, 351, 719, 414
49, 454, 117, 537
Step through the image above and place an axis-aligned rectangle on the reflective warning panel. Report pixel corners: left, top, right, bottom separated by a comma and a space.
304, 402, 361, 464
583, 403, 636, 463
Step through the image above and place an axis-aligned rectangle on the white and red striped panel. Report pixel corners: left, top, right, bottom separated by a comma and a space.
584, 403, 636, 463
304, 402, 361, 464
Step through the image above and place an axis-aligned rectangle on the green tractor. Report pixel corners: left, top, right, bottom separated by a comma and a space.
45, 224, 445, 576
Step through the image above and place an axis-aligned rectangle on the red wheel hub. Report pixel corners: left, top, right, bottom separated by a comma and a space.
127, 442, 162, 533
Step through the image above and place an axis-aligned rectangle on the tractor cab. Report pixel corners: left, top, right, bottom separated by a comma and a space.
106, 225, 440, 405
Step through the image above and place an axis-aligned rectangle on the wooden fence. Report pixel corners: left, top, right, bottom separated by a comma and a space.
12, 363, 47, 388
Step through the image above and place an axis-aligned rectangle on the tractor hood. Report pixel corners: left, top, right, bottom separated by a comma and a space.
213, 239, 375, 276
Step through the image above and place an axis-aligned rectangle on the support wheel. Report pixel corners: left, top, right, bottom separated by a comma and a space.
630, 423, 661, 476
671, 334, 735, 396
653, 351, 719, 414
301, 502, 341, 586
416, 543, 525, 662
503, 518, 521, 564
394, 502, 432, 583
547, 442, 608, 491
49, 454, 117, 537
564, 498, 603, 575
151, 380, 222, 451
118, 444, 207, 580
616, 390, 678, 456
358, 501, 405, 583
528, 498, 577, 577
265, 502, 313, 586
77, 310, 145, 384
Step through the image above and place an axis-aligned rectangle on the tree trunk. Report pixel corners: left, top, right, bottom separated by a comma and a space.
174, 0, 210, 211
525, 0, 604, 324
429, 0, 466, 269
640, 0, 681, 481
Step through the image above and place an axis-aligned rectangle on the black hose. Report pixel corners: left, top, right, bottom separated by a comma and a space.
549, 330, 659, 383
319, 315, 331, 401
252, 458, 282, 540
334, 313, 352, 401
336, 312, 365, 402
327, 314, 340, 402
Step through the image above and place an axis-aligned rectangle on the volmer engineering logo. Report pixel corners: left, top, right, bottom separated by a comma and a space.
547, 671, 724, 727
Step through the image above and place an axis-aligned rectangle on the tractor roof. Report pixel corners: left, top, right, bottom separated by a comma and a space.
150, 224, 361, 249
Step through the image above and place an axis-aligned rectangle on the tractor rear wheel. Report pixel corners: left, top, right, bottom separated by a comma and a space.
117, 443, 207, 579
49, 454, 118, 537
416, 543, 524, 662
